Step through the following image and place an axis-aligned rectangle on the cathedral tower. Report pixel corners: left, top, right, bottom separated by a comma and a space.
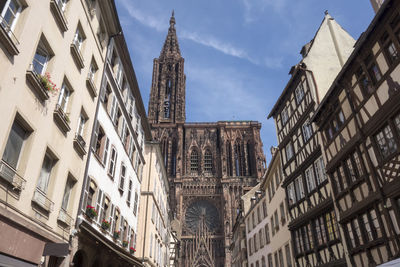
148, 12, 186, 124
148, 13, 266, 267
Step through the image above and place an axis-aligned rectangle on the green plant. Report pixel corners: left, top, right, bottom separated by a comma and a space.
85, 205, 97, 219
122, 240, 129, 247
113, 230, 120, 239
101, 219, 111, 230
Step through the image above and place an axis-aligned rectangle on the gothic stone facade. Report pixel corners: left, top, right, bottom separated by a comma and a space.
148, 14, 265, 267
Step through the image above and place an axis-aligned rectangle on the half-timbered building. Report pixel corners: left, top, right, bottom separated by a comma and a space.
313, 0, 400, 265
268, 12, 355, 267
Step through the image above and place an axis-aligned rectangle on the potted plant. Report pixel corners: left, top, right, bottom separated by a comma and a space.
129, 247, 136, 254
39, 72, 59, 94
122, 240, 129, 248
101, 219, 111, 231
113, 230, 120, 239
85, 205, 97, 219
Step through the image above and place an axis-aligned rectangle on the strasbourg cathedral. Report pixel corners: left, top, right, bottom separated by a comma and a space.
148, 13, 266, 267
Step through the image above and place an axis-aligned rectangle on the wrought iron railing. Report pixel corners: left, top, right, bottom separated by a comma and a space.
58, 208, 73, 226
32, 188, 54, 212
0, 160, 26, 191
0, 15, 20, 46
55, 104, 69, 122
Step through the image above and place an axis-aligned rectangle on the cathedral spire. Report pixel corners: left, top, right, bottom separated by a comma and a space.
160, 11, 181, 58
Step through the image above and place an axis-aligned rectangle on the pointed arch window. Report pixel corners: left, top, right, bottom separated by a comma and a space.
234, 141, 243, 176
227, 142, 233, 176
171, 140, 177, 176
246, 141, 252, 176
190, 149, 199, 173
204, 149, 213, 173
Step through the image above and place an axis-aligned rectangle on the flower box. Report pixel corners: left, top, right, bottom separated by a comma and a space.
129, 247, 136, 254
122, 241, 129, 248
113, 230, 120, 239
85, 205, 97, 219
101, 219, 111, 230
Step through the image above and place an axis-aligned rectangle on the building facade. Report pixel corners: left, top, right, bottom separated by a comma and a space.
230, 210, 248, 267
0, 0, 110, 265
313, 0, 400, 265
268, 12, 355, 267
242, 184, 268, 267
137, 141, 170, 267
148, 13, 266, 267
260, 147, 292, 267
69, 18, 150, 266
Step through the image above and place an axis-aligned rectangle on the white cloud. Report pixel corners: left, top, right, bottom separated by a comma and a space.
119, 0, 166, 32
242, 0, 287, 23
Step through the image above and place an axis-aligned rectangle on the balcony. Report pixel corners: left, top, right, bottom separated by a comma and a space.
73, 133, 87, 156
86, 75, 98, 97
0, 160, 26, 191
0, 16, 19, 56
70, 42, 84, 69
32, 188, 54, 213
53, 104, 71, 133
50, 0, 68, 32
26, 65, 50, 102
58, 208, 73, 227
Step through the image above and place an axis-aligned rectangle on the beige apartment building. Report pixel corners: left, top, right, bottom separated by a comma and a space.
137, 141, 170, 267
260, 147, 292, 267
0, 0, 118, 266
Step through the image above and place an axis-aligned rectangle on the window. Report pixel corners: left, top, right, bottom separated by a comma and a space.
133, 191, 138, 215
326, 211, 339, 241
295, 82, 305, 104
119, 163, 126, 191
262, 200, 267, 218
127, 179, 132, 206
268, 254, 273, 267
2, 120, 28, 169
36, 153, 54, 195
285, 142, 293, 161
57, 83, 71, 113
294, 176, 305, 201
302, 121, 313, 142
280, 202, 285, 225
259, 229, 264, 247
395, 113, 400, 134
108, 147, 117, 177
375, 125, 398, 159
76, 113, 86, 137
278, 249, 284, 267
88, 61, 97, 83
204, 149, 212, 173
55, 0, 67, 11
281, 107, 289, 125
355, 67, 374, 96
285, 244, 292, 267
61, 176, 75, 211
381, 31, 399, 65
305, 165, 316, 192
365, 53, 382, 84
1, 0, 22, 32
32, 40, 50, 75
190, 149, 199, 173
314, 156, 326, 184
93, 123, 108, 163
261, 256, 266, 267
265, 224, 270, 244
73, 27, 84, 51
325, 107, 345, 141
274, 210, 279, 232
274, 253, 278, 267
287, 182, 296, 205
271, 217, 275, 236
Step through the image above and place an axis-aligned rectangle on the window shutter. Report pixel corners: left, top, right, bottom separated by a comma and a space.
103, 137, 110, 165
95, 189, 104, 223
82, 179, 91, 211
109, 204, 115, 233
92, 122, 99, 151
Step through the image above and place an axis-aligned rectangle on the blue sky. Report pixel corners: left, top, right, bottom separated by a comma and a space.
115, 0, 375, 162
